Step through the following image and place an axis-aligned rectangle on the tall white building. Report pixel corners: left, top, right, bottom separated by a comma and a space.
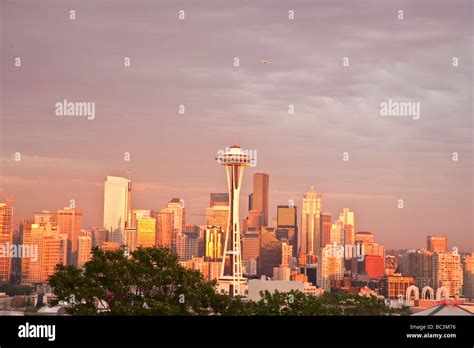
166, 198, 185, 233
317, 243, 344, 291
433, 252, 463, 297
103, 176, 131, 244
300, 187, 322, 263
330, 220, 344, 245
338, 208, 355, 245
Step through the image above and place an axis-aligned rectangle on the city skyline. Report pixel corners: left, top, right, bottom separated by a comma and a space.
1, 0, 472, 251
1, 164, 470, 253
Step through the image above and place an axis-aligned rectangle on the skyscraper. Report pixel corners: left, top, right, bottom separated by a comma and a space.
123, 226, 137, 253
463, 253, 474, 299
300, 187, 321, 264
0, 202, 13, 283
427, 236, 448, 253
77, 232, 92, 268
277, 205, 298, 254
242, 231, 260, 262
176, 232, 198, 261
57, 207, 82, 266
252, 173, 269, 226
320, 212, 332, 249
205, 225, 224, 259
205, 205, 229, 232
317, 244, 344, 291
433, 251, 463, 297
155, 210, 173, 249
338, 208, 355, 245
131, 209, 153, 228
247, 210, 263, 230
103, 176, 131, 244
216, 145, 253, 296
91, 227, 108, 248
210, 193, 229, 207
136, 216, 156, 248
22, 222, 61, 284
166, 198, 185, 234
281, 241, 293, 268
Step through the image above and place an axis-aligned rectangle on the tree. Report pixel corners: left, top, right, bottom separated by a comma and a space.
49, 247, 225, 315
49, 246, 407, 316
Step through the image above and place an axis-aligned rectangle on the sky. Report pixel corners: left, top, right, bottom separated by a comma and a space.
0, 0, 472, 251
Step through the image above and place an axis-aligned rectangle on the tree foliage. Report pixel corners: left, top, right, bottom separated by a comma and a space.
48, 247, 406, 316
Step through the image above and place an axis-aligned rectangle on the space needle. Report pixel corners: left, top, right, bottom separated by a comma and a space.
216, 145, 254, 297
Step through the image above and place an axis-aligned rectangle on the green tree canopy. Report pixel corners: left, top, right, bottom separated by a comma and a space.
48, 246, 406, 316
49, 247, 226, 315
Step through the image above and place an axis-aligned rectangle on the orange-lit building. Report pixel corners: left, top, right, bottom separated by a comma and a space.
379, 275, 414, 299
136, 216, 156, 248
242, 231, 260, 261
57, 207, 82, 265
100, 242, 120, 252
0, 202, 13, 283
77, 234, 92, 267
363, 255, 385, 279
427, 236, 448, 253
21, 222, 61, 284
155, 210, 173, 250
205, 225, 223, 259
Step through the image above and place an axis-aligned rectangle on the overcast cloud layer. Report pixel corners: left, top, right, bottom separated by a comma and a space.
1, 0, 472, 250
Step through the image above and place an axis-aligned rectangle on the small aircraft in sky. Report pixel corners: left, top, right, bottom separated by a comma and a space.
260, 59, 270, 64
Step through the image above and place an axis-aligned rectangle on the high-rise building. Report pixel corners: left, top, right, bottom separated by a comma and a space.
277, 205, 297, 255
91, 227, 108, 248
166, 198, 185, 233
155, 210, 174, 250
247, 210, 263, 230
58, 233, 68, 266
360, 255, 385, 279
0, 203, 13, 283
161, 199, 185, 252
300, 187, 322, 265
136, 216, 156, 248
320, 212, 332, 249
131, 209, 152, 228
205, 225, 224, 259
281, 241, 293, 268
34, 210, 57, 234
77, 232, 92, 268
252, 173, 269, 226
427, 236, 448, 253
103, 176, 131, 244
210, 193, 229, 207
401, 249, 434, 289
432, 251, 463, 297
463, 253, 474, 299
21, 222, 61, 284
379, 275, 414, 299
248, 193, 253, 211
41, 231, 61, 282
176, 232, 198, 261
338, 208, 355, 245
205, 205, 229, 232
57, 207, 82, 266
354, 231, 384, 258
216, 145, 253, 296
330, 221, 344, 245
355, 231, 374, 244
242, 231, 260, 261
123, 226, 137, 252
182, 224, 200, 235
317, 243, 344, 291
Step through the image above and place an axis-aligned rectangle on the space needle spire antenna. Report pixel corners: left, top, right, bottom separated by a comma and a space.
215, 144, 254, 296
